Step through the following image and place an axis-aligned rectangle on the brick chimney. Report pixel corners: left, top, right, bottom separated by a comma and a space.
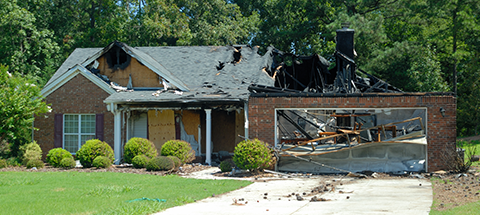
336, 24, 355, 59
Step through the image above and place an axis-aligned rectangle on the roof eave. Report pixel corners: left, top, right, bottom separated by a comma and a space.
41, 64, 116, 97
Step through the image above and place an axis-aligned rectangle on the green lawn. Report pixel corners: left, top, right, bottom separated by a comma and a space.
0, 171, 251, 215
430, 201, 480, 215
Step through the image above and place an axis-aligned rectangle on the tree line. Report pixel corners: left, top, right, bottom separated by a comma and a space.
1, 0, 479, 137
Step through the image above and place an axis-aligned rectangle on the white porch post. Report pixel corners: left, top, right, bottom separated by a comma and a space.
205, 109, 212, 165
113, 105, 122, 165
244, 102, 249, 140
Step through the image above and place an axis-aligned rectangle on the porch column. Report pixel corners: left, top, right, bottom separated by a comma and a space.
244, 102, 249, 140
113, 107, 122, 165
205, 109, 212, 165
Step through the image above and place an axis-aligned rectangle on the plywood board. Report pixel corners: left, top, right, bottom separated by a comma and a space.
148, 110, 175, 150
212, 110, 236, 152
235, 110, 245, 144
97, 56, 163, 88
181, 110, 200, 142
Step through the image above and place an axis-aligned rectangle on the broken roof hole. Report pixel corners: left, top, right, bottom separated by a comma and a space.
105, 44, 131, 70
216, 61, 225, 70
232, 47, 242, 64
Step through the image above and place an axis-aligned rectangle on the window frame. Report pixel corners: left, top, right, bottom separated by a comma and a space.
63, 114, 96, 154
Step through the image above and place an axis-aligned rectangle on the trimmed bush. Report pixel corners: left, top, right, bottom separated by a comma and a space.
59, 157, 76, 169
132, 154, 150, 169
0, 159, 6, 168
0, 140, 12, 159
146, 156, 174, 171
233, 139, 274, 173
6, 157, 21, 167
47, 148, 73, 168
167, 156, 182, 169
161, 140, 195, 164
219, 159, 235, 172
92, 156, 112, 168
76, 139, 114, 168
19, 142, 42, 165
26, 159, 45, 169
124, 137, 157, 164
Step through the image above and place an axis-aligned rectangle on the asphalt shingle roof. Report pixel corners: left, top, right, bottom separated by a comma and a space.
44, 44, 274, 104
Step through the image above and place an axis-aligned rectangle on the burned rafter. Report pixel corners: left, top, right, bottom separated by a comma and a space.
281, 116, 425, 153
250, 45, 403, 94
277, 110, 314, 140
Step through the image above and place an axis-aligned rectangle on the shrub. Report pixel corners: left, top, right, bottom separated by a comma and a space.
146, 156, 174, 171
167, 156, 182, 169
26, 159, 44, 169
19, 142, 42, 165
6, 157, 21, 167
233, 139, 274, 173
92, 156, 112, 168
0, 159, 6, 168
132, 154, 150, 169
59, 157, 76, 169
46, 148, 73, 168
0, 140, 12, 159
124, 137, 157, 164
219, 159, 235, 172
161, 140, 195, 164
76, 139, 114, 168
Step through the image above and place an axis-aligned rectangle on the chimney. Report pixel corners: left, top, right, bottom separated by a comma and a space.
336, 24, 355, 59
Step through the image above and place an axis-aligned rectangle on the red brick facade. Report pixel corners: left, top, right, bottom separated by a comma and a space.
248, 95, 456, 171
34, 74, 114, 158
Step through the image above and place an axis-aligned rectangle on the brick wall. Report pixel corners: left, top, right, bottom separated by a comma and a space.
34, 74, 114, 158
248, 95, 456, 172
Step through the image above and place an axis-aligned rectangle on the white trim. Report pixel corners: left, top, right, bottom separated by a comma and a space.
41, 65, 116, 97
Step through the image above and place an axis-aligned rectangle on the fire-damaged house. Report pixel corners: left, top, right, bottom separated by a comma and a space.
34, 27, 456, 173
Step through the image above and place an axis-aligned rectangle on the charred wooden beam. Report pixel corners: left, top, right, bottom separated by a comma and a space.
277, 110, 314, 139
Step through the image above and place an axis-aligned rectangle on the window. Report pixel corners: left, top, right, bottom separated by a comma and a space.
64, 114, 96, 153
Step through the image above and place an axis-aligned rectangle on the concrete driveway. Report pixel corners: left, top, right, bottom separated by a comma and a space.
154, 168, 432, 215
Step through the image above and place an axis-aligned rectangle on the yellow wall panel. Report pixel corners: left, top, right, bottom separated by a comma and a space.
148, 110, 175, 150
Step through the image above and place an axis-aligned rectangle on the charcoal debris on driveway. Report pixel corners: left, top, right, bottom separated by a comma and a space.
154, 167, 432, 215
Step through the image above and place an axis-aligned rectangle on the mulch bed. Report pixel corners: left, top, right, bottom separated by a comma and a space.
0, 163, 211, 176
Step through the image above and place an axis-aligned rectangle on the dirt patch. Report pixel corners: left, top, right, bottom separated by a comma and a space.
458, 135, 480, 142
430, 166, 480, 210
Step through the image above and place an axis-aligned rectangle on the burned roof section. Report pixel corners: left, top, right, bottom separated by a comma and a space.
249, 27, 403, 95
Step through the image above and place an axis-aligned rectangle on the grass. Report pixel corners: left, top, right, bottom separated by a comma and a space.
0, 171, 251, 214
430, 201, 480, 215
458, 140, 480, 167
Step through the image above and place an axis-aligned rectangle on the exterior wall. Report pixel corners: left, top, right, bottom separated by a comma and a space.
248, 95, 456, 172
34, 74, 114, 158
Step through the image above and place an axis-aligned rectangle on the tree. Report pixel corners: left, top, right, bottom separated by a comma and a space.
176, 0, 260, 46
0, 0, 61, 86
0, 65, 50, 154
